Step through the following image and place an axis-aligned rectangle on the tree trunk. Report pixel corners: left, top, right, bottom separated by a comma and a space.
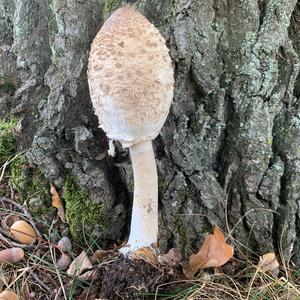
1, 0, 299, 265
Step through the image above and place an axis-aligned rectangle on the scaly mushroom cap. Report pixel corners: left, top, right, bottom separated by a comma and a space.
88, 6, 174, 148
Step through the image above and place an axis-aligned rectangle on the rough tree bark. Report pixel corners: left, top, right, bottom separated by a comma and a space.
0, 0, 299, 265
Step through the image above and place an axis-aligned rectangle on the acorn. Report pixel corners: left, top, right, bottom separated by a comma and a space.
0, 290, 19, 300
0, 248, 24, 264
10, 220, 37, 244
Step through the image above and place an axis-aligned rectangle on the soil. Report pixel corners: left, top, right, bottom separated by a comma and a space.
98, 256, 172, 300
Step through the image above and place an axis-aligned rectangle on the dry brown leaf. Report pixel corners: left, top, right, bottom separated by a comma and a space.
258, 252, 279, 277
50, 184, 66, 222
158, 248, 182, 267
131, 247, 158, 265
78, 269, 99, 281
51, 184, 62, 208
184, 226, 234, 278
67, 251, 93, 277
90, 249, 112, 264
57, 206, 66, 223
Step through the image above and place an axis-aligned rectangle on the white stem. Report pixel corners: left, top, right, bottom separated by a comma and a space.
120, 140, 158, 254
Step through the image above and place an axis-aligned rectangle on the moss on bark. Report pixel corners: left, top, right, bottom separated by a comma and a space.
64, 175, 105, 245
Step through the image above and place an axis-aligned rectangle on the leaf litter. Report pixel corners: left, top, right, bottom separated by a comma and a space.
1, 182, 300, 299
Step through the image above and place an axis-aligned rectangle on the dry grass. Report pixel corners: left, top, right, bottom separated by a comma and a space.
0, 233, 100, 299
152, 269, 300, 300
151, 207, 300, 300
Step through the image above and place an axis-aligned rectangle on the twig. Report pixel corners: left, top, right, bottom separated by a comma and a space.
6, 267, 30, 289
50, 245, 67, 300
0, 226, 48, 250
0, 151, 26, 183
8, 180, 15, 200
0, 230, 13, 247
37, 268, 60, 289
31, 272, 53, 294
54, 287, 63, 300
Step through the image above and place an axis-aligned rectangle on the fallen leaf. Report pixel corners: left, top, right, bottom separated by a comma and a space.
78, 269, 99, 281
51, 184, 62, 208
57, 206, 66, 223
258, 252, 279, 277
184, 226, 234, 278
67, 251, 93, 277
158, 248, 182, 267
131, 247, 158, 265
51, 184, 66, 222
90, 249, 112, 264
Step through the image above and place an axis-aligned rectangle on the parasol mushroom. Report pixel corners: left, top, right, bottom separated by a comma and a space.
87, 6, 174, 254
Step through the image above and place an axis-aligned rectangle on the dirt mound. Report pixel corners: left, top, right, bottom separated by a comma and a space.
99, 256, 171, 299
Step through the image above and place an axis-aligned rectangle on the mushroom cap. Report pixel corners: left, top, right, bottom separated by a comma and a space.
88, 6, 174, 148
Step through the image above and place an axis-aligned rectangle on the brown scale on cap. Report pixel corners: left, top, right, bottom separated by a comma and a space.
88, 6, 173, 147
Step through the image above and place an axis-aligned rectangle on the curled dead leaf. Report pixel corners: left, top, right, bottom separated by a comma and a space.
258, 252, 279, 277
57, 206, 66, 223
67, 251, 93, 277
184, 226, 234, 278
50, 184, 66, 222
131, 247, 158, 265
0, 248, 24, 265
78, 269, 99, 281
51, 184, 62, 208
158, 248, 182, 267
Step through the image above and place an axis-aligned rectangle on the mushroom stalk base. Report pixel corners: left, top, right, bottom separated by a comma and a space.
120, 140, 158, 255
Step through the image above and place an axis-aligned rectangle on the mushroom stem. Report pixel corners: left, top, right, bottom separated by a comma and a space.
121, 140, 158, 254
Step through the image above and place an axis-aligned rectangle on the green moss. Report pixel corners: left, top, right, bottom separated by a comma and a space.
10, 154, 27, 193
64, 175, 105, 243
30, 169, 50, 201
103, 0, 121, 20
0, 118, 18, 165
0, 118, 51, 216
10, 154, 51, 207
0, 75, 16, 94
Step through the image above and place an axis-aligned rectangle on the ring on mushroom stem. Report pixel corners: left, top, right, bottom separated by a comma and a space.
87, 6, 174, 255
